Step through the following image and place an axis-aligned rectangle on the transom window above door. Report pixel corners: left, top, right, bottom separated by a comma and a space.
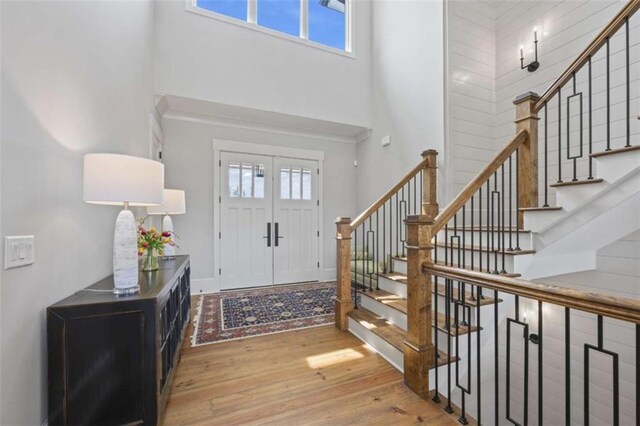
228, 162, 265, 198
280, 167, 312, 200
187, 0, 351, 53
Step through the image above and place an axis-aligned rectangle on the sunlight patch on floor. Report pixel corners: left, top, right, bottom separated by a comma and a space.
305, 348, 364, 369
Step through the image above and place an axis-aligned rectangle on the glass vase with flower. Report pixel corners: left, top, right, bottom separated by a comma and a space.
137, 218, 175, 272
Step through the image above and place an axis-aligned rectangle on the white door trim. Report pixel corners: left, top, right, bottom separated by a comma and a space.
212, 139, 325, 293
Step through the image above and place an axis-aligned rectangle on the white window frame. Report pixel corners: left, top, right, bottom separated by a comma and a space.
184, 0, 354, 58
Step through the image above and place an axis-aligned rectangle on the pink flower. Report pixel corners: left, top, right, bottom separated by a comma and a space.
162, 231, 171, 238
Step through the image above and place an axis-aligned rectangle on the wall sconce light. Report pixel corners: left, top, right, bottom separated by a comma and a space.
520, 28, 540, 72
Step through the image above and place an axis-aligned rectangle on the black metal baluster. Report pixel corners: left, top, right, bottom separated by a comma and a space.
433, 234, 441, 404
414, 175, 418, 215
571, 72, 578, 182
538, 300, 543, 424
395, 193, 399, 257
486, 180, 491, 272
420, 170, 423, 214
445, 276, 453, 414
588, 57, 593, 179
477, 285, 482, 425
383, 203, 386, 273
606, 37, 611, 151
407, 179, 412, 220
353, 229, 358, 308
401, 187, 407, 258
544, 103, 550, 204
479, 187, 483, 274
625, 17, 630, 148
566, 307, 571, 425
515, 150, 521, 251
470, 196, 476, 301
362, 225, 367, 292
636, 324, 640, 419
509, 156, 514, 249
584, 315, 620, 426
495, 289, 499, 426
375, 211, 379, 290
501, 164, 506, 273
558, 87, 563, 182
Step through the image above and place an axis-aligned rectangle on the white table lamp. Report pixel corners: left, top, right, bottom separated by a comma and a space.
84, 154, 164, 294
147, 189, 186, 257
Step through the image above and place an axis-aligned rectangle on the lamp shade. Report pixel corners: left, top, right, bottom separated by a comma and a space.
147, 189, 186, 215
83, 154, 164, 206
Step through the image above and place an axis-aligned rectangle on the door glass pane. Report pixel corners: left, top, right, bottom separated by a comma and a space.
257, 0, 299, 36
309, 0, 345, 50
241, 164, 253, 198
228, 162, 240, 197
196, 0, 248, 21
291, 167, 301, 200
254, 164, 265, 198
302, 168, 312, 200
280, 167, 290, 199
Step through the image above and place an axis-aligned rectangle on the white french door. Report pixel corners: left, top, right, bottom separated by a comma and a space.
219, 152, 319, 290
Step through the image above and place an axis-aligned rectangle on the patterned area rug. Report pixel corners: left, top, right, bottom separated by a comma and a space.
191, 281, 337, 346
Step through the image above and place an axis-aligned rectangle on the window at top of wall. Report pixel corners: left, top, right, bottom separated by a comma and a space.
193, 0, 349, 53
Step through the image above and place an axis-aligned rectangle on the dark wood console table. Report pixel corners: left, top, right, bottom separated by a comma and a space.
47, 255, 191, 425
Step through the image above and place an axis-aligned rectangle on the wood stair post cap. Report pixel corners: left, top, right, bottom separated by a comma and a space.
335, 217, 351, 224
513, 91, 540, 104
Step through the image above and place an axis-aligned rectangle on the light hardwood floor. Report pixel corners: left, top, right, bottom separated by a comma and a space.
163, 304, 459, 425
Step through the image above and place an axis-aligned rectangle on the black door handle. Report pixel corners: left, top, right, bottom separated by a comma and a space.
275, 222, 284, 247
263, 222, 271, 247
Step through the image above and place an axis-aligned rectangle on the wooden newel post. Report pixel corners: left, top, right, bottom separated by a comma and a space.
335, 217, 353, 331
514, 92, 540, 228
404, 150, 438, 399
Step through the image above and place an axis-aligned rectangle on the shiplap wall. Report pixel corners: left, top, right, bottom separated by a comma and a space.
493, 0, 639, 206
445, 0, 497, 204
444, 2, 639, 424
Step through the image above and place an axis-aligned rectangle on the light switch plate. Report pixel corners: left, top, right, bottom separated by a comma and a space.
381, 135, 391, 147
4, 236, 35, 269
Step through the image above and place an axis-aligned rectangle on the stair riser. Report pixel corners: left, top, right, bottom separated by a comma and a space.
436, 231, 532, 250
378, 276, 407, 298
555, 181, 608, 211
594, 150, 640, 182
522, 209, 566, 232
433, 247, 529, 273
393, 250, 530, 275
347, 318, 452, 390
347, 317, 404, 372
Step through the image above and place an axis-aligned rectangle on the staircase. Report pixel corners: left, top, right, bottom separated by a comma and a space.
334, 1, 640, 424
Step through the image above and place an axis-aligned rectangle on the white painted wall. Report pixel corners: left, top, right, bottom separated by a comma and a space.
355, 0, 445, 211
0, 1, 156, 423
154, 0, 371, 128
161, 117, 357, 294
444, 0, 497, 204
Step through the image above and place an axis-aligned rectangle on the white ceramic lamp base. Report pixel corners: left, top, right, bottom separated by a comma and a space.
113, 208, 140, 294
162, 214, 176, 257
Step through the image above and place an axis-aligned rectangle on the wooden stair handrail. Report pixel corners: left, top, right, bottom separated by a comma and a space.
432, 129, 529, 233
534, 0, 640, 112
350, 156, 430, 229
425, 264, 640, 324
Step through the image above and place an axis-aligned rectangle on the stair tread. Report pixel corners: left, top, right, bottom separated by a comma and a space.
518, 206, 563, 212
549, 178, 604, 188
444, 226, 531, 233
591, 145, 640, 158
379, 272, 505, 304
359, 289, 480, 336
348, 307, 458, 368
434, 241, 535, 255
